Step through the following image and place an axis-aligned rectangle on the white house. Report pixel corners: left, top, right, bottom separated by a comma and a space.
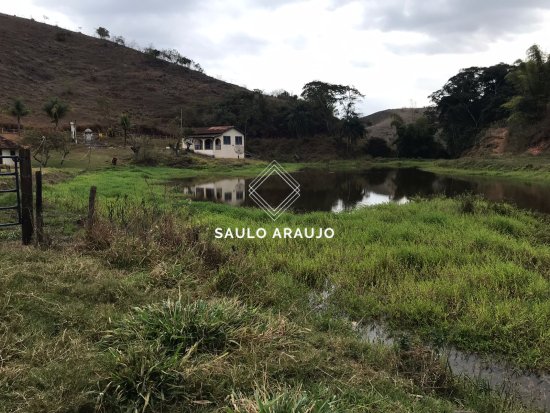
184, 126, 245, 159
0, 135, 19, 169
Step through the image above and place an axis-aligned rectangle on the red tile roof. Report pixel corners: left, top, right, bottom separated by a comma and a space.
0, 135, 19, 149
187, 126, 243, 138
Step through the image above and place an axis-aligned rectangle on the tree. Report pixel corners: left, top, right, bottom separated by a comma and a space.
365, 137, 394, 157
9, 99, 29, 134
301, 81, 364, 136
112, 35, 125, 46
393, 116, 445, 158
504, 45, 550, 121
120, 113, 131, 147
430, 64, 514, 156
144, 46, 161, 59
96, 27, 110, 39
23, 131, 69, 167
43, 97, 69, 129
301, 81, 342, 133
338, 85, 365, 152
285, 101, 316, 138
340, 115, 365, 153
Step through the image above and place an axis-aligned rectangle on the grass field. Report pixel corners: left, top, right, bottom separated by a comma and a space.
1, 154, 549, 412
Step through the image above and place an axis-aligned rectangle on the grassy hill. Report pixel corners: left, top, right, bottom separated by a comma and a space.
361, 107, 426, 144
0, 13, 245, 132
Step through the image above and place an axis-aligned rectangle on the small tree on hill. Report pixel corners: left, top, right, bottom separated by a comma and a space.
96, 27, 110, 39
43, 98, 69, 129
119, 113, 131, 147
112, 35, 125, 46
9, 99, 29, 134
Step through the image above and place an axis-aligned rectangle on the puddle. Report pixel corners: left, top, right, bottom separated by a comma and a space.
356, 322, 550, 412
308, 282, 336, 312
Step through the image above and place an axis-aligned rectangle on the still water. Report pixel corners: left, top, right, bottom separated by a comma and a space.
176, 167, 550, 214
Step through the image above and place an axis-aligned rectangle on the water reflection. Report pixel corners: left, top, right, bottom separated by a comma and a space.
177, 168, 550, 214
183, 178, 246, 206
358, 322, 550, 412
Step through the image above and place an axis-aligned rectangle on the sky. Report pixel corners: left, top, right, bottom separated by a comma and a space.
3, 0, 550, 115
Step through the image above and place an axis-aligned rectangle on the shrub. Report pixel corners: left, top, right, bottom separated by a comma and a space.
364, 137, 394, 158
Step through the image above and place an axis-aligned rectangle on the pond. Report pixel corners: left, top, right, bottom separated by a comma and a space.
175, 167, 550, 214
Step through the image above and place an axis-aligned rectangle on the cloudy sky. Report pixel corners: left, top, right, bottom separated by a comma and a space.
3, 0, 550, 115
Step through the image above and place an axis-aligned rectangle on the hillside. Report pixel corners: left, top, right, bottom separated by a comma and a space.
0, 13, 245, 132
361, 107, 426, 144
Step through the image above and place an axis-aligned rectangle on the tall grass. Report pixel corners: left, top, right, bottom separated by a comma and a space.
2, 163, 549, 412
45, 165, 550, 370
97, 297, 297, 412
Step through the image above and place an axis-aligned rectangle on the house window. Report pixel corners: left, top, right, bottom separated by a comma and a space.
204, 139, 213, 150
236, 191, 244, 200
235, 136, 243, 145
195, 140, 203, 150
215, 139, 221, 150
224, 192, 232, 201
196, 187, 205, 198
223, 136, 231, 145
205, 188, 215, 199
216, 188, 222, 199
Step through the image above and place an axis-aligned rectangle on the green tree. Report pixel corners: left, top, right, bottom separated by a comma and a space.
43, 98, 69, 129
430, 64, 514, 156
504, 45, 550, 121
393, 116, 445, 158
301, 81, 364, 135
365, 137, 393, 157
120, 113, 131, 147
301, 81, 342, 133
340, 115, 365, 153
96, 27, 110, 39
285, 101, 316, 138
9, 99, 29, 134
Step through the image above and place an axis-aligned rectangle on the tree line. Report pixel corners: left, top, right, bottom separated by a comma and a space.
205, 81, 366, 150
95, 27, 204, 73
397, 44, 550, 158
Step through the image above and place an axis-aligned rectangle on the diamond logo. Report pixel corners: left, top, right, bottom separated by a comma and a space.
249, 161, 300, 221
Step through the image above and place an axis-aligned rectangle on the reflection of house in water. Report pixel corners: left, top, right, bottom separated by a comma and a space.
185, 178, 246, 206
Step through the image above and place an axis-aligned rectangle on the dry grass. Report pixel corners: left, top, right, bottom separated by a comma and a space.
0, 13, 245, 131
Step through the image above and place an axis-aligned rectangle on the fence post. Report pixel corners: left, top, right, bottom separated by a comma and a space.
87, 186, 97, 232
35, 170, 44, 245
19, 148, 33, 245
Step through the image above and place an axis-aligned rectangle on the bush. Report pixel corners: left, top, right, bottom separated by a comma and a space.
364, 137, 394, 157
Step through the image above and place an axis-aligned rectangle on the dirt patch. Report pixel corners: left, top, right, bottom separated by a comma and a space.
465, 127, 508, 156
